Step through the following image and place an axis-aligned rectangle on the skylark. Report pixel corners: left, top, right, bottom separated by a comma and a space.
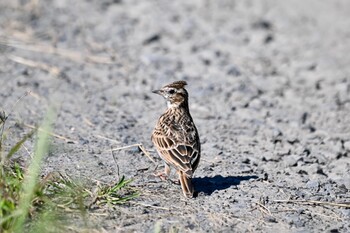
151, 80, 200, 198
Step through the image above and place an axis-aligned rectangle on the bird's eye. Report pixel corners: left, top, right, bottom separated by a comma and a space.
169, 89, 175, 94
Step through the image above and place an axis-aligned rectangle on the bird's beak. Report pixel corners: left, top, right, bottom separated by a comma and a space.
152, 89, 162, 95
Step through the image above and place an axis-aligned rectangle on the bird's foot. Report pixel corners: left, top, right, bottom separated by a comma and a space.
153, 171, 168, 181
153, 172, 180, 185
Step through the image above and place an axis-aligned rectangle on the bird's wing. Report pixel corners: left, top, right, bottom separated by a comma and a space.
152, 117, 200, 176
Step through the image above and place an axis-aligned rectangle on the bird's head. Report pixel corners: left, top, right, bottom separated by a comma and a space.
152, 80, 189, 108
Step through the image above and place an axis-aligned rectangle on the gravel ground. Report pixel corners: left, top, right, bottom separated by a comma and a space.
1, 0, 350, 232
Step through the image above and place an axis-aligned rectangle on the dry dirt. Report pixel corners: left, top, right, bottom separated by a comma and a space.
1, 0, 350, 232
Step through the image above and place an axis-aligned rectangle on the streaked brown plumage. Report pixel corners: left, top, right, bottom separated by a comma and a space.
151, 80, 200, 198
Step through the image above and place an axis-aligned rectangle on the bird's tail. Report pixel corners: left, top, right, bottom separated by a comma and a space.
178, 171, 194, 198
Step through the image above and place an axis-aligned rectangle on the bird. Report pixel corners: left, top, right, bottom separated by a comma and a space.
151, 80, 200, 198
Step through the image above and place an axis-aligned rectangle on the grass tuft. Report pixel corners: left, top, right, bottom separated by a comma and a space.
93, 176, 139, 206
13, 107, 54, 232
0, 107, 140, 232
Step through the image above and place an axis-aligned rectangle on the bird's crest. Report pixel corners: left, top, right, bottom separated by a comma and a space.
164, 80, 187, 89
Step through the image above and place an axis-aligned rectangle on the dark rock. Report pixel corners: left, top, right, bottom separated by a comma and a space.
143, 34, 161, 45
252, 19, 273, 30
264, 34, 274, 44
202, 58, 211, 66
301, 112, 308, 124
316, 167, 327, 176
302, 148, 311, 156
264, 216, 277, 223
227, 66, 241, 76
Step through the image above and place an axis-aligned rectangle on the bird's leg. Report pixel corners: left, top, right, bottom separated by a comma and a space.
154, 163, 170, 180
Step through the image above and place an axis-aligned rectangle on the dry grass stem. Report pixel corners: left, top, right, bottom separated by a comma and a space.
95, 134, 121, 144
109, 143, 157, 165
128, 201, 171, 210
254, 202, 272, 216
1, 39, 116, 64
273, 199, 350, 208
305, 209, 344, 221
83, 117, 95, 127
24, 123, 78, 143
138, 144, 157, 165
8, 55, 61, 76
110, 143, 142, 152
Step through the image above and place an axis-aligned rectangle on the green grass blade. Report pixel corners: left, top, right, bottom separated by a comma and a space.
6, 128, 37, 160
13, 108, 55, 233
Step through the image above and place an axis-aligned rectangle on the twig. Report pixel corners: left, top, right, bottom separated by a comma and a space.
273, 199, 350, 208
23, 123, 78, 143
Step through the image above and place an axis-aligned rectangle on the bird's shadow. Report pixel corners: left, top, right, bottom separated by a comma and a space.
193, 175, 259, 196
